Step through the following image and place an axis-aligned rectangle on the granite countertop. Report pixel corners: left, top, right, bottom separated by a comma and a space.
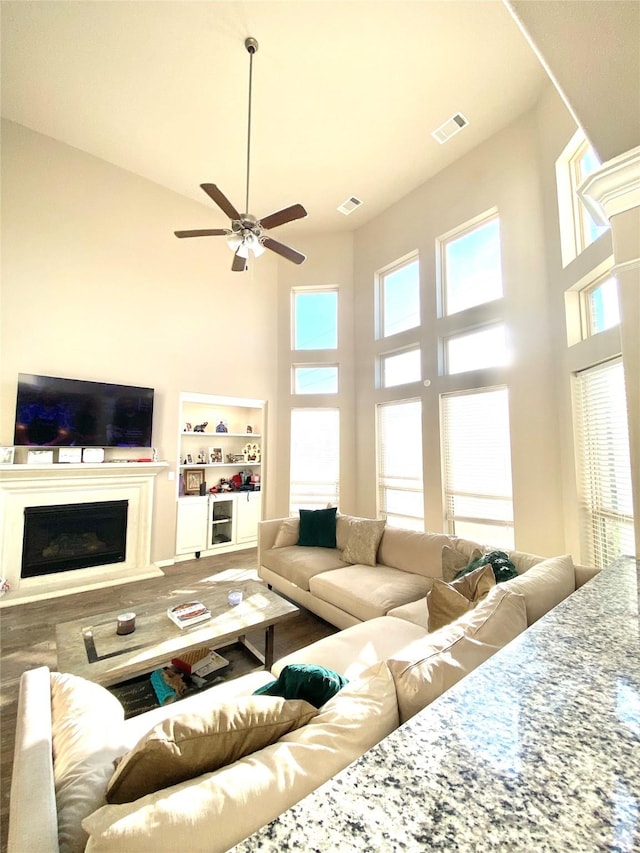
232, 556, 640, 852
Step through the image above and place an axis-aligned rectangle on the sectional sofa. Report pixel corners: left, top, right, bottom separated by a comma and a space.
9, 514, 598, 853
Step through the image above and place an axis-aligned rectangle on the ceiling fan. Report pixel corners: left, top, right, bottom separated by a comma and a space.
175, 37, 308, 272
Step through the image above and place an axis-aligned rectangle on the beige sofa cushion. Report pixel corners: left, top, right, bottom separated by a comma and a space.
386, 597, 429, 629
273, 517, 299, 548
83, 662, 398, 853
51, 672, 127, 853
309, 564, 433, 622
427, 564, 496, 631
261, 545, 349, 591
377, 527, 451, 579
502, 553, 576, 625
388, 585, 527, 723
272, 615, 428, 680
107, 697, 317, 804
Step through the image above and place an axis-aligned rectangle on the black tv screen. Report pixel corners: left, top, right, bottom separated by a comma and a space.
14, 374, 154, 448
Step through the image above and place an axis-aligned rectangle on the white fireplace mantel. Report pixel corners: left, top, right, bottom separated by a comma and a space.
0, 461, 168, 607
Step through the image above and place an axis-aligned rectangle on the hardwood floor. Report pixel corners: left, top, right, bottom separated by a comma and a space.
0, 549, 336, 852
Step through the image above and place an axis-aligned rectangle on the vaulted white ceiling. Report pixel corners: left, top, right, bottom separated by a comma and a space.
1, 1, 549, 236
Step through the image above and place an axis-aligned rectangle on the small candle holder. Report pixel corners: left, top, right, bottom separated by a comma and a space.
228, 590, 243, 607
116, 612, 136, 635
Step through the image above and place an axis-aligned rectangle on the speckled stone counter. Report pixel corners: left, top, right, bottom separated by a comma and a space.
232, 557, 640, 852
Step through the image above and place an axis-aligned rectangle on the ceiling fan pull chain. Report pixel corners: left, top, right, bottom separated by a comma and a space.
245, 37, 258, 216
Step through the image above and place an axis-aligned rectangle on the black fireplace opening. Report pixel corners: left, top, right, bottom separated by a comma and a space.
22, 500, 128, 579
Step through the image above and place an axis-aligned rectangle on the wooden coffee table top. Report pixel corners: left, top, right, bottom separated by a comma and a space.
55, 579, 299, 686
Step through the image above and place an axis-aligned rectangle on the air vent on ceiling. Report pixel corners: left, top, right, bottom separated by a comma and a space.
431, 113, 469, 144
337, 196, 363, 216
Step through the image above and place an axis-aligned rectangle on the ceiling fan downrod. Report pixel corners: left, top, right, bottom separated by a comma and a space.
244, 37, 258, 216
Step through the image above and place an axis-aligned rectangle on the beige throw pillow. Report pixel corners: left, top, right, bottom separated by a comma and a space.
427, 564, 495, 632
441, 544, 483, 582
342, 519, 386, 566
273, 517, 299, 548
106, 696, 317, 804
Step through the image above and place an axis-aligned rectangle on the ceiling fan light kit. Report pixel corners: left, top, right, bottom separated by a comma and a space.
175, 37, 308, 272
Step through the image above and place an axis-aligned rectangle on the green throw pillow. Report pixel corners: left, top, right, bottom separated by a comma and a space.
253, 663, 348, 708
297, 507, 338, 548
454, 549, 519, 584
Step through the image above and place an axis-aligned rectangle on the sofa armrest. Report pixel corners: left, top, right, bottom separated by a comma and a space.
9, 666, 59, 853
258, 517, 287, 564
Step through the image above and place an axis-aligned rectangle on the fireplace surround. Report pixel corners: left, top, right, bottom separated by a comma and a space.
0, 462, 167, 606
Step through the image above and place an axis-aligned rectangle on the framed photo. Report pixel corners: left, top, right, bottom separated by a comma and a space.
185, 453, 194, 465
184, 468, 205, 495
209, 447, 223, 464
0, 446, 15, 465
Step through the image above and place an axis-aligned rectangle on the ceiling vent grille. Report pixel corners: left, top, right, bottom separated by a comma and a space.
431, 113, 469, 144
337, 196, 363, 215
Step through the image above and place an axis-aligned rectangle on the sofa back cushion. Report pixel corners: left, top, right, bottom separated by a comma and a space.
387, 585, 527, 723
51, 672, 127, 853
377, 527, 451, 578
83, 662, 398, 853
501, 554, 575, 625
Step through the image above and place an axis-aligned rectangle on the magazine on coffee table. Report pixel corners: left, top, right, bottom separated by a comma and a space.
167, 600, 211, 629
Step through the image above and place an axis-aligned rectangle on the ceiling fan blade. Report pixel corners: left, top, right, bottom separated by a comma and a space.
262, 236, 306, 265
259, 203, 308, 231
232, 251, 247, 272
200, 184, 241, 221
174, 229, 231, 238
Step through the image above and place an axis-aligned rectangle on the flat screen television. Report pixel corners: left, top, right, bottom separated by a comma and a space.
14, 373, 154, 448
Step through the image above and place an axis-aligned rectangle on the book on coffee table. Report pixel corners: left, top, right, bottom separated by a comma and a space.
167, 600, 211, 629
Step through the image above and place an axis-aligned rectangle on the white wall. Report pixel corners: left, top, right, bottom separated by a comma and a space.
0, 120, 280, 562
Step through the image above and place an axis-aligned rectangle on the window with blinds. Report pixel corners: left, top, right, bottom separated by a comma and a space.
574, 359, 635, 567
377, 399, 424, 530
441, 387, 514, 548
289, 408, 340, 513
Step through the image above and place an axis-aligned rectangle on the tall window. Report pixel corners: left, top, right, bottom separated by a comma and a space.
441, 387, 514, 548
584, 275, 620, 337
440, 214, 503, 316
380, 347, 421, 388
556, 130, 609, 267
290, 409, 339, 513
574, 359, 635, 567
293, 289, 338, 350
293, 365, 338, 394
445, 323, 508, 375
377, 399, 424, 530
380, 258, 420, 337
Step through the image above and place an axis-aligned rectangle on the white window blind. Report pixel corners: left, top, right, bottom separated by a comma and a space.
290, 409, 339, 513
441, 387, 514, 548
575, 359, 635, 567
377, 399, 424, 530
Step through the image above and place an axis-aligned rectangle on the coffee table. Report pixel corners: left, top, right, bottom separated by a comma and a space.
55, 579, 299, 687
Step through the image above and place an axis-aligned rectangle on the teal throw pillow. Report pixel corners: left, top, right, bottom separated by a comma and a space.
253, 663, 348, 708
454, 549, 519, 584
297, 507, 337, 548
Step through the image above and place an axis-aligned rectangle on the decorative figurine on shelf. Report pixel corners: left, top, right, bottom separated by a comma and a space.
246, 425, 253, 434
194, 422, 208, 433
184, 423, 192, 432
215, 420, 228, 433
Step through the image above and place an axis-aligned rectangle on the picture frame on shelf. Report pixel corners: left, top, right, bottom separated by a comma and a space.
209, 447, 223, 464
185, 453, 194, 465
184, 468, 205, 495
0, 446, 15, 464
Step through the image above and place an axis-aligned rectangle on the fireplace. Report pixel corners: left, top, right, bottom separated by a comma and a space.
22, 500, 128, 578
